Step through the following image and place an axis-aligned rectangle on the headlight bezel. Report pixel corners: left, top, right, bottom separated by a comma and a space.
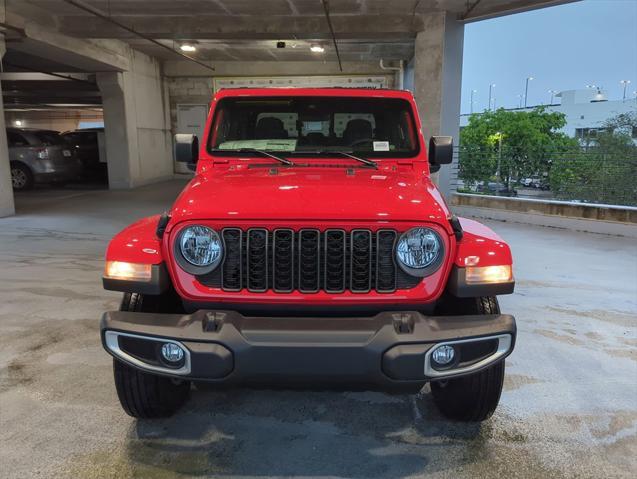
395, 227, 445, 277
173, 225, 223, 275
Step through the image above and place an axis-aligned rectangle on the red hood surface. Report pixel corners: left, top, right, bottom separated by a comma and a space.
168, 164, 451, 228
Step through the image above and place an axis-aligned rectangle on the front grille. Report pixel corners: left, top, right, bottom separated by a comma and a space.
199, 228, 422, 293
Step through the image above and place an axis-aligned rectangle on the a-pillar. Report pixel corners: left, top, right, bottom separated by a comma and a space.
412, 12, 464, 198
0, 36, 16, 217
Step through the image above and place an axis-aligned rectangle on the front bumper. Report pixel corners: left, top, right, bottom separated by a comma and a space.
101, 310, 516, 390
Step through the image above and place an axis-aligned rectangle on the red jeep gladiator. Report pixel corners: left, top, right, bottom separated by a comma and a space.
101, 88, 516, 422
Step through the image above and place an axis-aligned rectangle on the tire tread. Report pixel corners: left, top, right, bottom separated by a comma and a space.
430, 295, 506, 422
111, 293, 189, 419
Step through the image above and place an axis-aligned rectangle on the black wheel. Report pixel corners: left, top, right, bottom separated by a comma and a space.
11, 162, 34, 191
112, 292, 190, 418
113, 359, 190, 419
430, 296, 506, 422
120, 290, 184, 314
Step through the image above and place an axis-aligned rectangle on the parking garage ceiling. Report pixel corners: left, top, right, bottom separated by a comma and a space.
13, 0, 575, 63
1, 0, 575, 107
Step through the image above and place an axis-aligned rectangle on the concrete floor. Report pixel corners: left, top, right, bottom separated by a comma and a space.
1, 180, 635, 479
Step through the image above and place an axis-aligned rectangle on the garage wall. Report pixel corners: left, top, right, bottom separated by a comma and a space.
165, 65, 394, 175
164, 60, 395, 135
98, 49, 173, 188
166, 77, 213, 135
131, 51, 173, 184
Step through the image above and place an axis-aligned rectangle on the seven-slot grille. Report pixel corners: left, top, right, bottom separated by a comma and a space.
198, 228, 422, 293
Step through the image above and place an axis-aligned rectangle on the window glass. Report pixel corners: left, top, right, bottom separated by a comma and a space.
32, 131, 65, 146
210, 96, 419, 157
7, 131, 29, 147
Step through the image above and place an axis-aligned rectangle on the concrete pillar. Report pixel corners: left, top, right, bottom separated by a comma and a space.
0, 36, 16, 217
97, 50, 173, 189
412, 12, 464, 198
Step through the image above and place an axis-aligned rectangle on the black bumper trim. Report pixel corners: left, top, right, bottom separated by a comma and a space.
101, 309, 516, 388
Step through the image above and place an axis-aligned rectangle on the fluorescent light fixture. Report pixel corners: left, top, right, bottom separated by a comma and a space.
14, 120, 23, 127
310, 44, 325, 53
465, 265, 513, 284
180, 44, 197, 52
104, 261, 152, 282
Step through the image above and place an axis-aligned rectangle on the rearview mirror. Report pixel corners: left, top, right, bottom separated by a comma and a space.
174, 134, 199, 170
428, 136, 453, 172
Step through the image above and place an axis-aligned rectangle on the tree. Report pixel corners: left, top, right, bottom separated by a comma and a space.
459, 108, 577, 189
549, 112, 637, 206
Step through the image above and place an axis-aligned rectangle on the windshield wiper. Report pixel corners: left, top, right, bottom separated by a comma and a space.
211, 148, 294, 166
301, 150, 378, 169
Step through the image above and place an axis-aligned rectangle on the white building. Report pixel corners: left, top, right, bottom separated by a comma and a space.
460, 89, 637, 142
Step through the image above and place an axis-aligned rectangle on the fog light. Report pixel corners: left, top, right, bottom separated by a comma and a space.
432, 345, 455, 365
161, 343, 184, 363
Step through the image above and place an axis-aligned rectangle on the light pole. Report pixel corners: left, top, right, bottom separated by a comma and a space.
634, 91, 637, 104
517, 94, 524, 109
495, 132, 503, 180
547, 89, 558, 104
470, 89, 477, 113
620, 80, 631, 102
524, 76, 533, 107
488, 84, 496, 111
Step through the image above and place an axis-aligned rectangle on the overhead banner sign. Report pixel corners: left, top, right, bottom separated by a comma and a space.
213, 75, 388, 93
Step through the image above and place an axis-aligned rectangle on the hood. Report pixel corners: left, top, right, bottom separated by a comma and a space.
169, 165, 451, 227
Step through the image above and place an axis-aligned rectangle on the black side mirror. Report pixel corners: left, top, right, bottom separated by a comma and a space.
428, 136, 453, 173
174, 134, 199, 170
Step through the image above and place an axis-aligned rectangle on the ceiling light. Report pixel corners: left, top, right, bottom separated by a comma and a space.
180, 44, 197, 52
14, 120, 23, 127
310, 44, 325, 53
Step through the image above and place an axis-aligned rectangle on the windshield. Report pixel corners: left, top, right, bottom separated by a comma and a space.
208, 96, 419, 158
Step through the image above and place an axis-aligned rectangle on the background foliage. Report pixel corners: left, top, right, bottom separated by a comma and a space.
457, 109, 637, 206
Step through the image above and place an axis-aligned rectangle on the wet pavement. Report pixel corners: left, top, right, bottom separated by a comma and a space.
1, 180, 635, 478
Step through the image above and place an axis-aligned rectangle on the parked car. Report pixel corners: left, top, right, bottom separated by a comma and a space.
479, 181, 518, 197
520, 176, 541, 188
7, 128, 82, 191
61, 128, 107, 182
101, 88, 516, 422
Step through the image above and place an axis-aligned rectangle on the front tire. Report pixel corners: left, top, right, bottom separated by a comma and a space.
113, 359, 190, 419
112, 292, 190, 418
430, 360, 505, 422
430, 296, 506, 422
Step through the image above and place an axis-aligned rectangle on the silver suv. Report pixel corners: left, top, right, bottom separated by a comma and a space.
7, 128, 82, 191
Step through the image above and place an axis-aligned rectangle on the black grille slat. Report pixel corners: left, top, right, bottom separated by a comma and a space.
221, 228, 242, 291
298, 230, 320, 293
247, 229, 268, 292
206, 227, 422, 293
350, 230, 372, 292
376, 230, 397, 293
273, 229, 294, 292
324, 229, 346, 292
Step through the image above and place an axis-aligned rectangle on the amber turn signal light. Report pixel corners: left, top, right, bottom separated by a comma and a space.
465, 265, 512, 284
104, 261, 152, 282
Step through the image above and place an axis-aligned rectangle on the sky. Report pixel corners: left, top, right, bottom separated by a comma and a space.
461, 0, 637, 113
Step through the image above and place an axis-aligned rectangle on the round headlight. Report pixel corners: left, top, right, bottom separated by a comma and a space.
396, 227, 443, 276
178, 226, 222, 268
